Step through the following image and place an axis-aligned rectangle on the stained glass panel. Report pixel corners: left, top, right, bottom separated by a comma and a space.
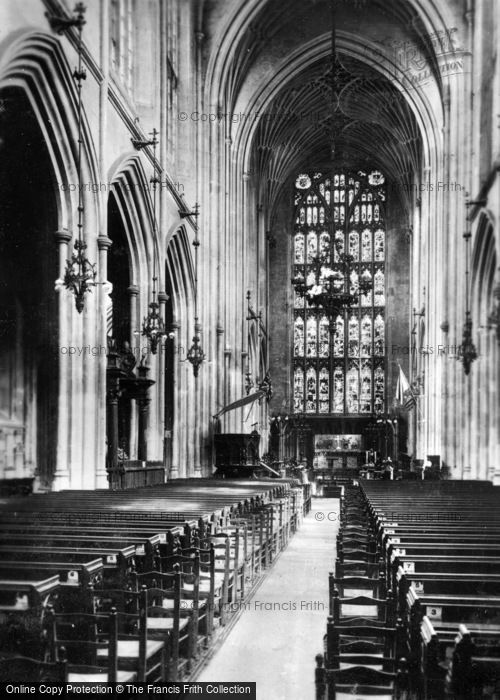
374, 229, 384, 260
374, 314, 384, 356
295, 290, 304, 309
306, 317, 317, 357
294, 317, 304, 356
348, 315, 359, 357
374, 367, 384, 412
333, 366, 344, 413
361, 229, 372, 261
334, 231, 344, 261
347, 364, 359, 413
360, 360, 372, 413
294, 368, 304, 411
361, 315, 372, 356
333, 316, 344, 357
349, 231, 359, 260
307, 232, 317, 262
319, 316, 329, 357
306, 367, 317, 413
318, 368, 329, 413
374, 270, 385, 306
350, 270, 359, 299
294, 233, 305, 264
319, 232, 330, 260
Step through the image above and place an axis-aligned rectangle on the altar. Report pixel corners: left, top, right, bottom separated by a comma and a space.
313, 434, 363, 471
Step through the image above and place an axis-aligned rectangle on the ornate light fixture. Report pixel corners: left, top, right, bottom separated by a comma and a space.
142, 129, 166, 354
291, 0, 373, 318
57, 3, 97, 313
258, 371, 273, 401
292, 242, 372, 316
186, 237, 205, 377
460, 210, 477, 375
142, 286, 165, 355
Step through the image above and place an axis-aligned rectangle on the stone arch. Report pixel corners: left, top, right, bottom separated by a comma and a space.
0, 31, 102, 489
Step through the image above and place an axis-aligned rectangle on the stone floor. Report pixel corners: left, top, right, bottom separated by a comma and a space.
196, 497, 340, 700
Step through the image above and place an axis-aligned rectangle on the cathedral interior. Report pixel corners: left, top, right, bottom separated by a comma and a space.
0, 0, 499, 697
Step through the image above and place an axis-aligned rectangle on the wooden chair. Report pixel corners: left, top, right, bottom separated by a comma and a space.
158, 553, 202, 667
132, 567, 192, 680
338, 544, 379, 565
335, 557, 384, 581
332, 589, 396, 626
329, 572, 385, 607
45, 606, 136, 683
316, 654, 408, 699
176, 542, 215, 646
46, 601, 163, 683
0, 653, 67, 683
325, 618, 405, 662
330, 654, 399, 671
337, 532, 376, 551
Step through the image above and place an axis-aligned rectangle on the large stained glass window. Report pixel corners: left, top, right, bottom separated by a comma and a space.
292, 170, 386, 414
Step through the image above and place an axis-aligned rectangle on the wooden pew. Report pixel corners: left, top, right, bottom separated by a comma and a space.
446, 623, 500, 698
389, 554, 500, 597
0, 558, 103, 590
0, 572, 60, 613
2, 533, 162, 573
0, 570, 61, 660
418, 616, 500, 699
0, 545, 135, 588
1, 477, 300, 682
396, 567, 500, 616
356, 481, 500, 698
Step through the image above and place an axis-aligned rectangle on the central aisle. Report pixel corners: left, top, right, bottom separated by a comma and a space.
197, 498, 339, 700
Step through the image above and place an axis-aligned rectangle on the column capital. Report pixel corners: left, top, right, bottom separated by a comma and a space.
127, 285, 140, 297
98, 235, 113, 250
55, 229, 72, 244
158, 291, 168, 304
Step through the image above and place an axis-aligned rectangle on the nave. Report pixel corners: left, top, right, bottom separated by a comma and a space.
0, 0, 499, 695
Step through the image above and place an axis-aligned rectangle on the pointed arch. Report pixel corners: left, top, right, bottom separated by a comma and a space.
472, 212, 497, 326
165, 225, 196, 321
0, 31, 101, 232
0, 31, 103, 489
109, 155, 157, 291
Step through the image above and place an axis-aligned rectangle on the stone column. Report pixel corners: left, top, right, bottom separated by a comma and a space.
127, 285, 139, 458
95, 235, 113, 488
106, 344, 123, 489
52, 229, 73, 490
136, 363, 155, 463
